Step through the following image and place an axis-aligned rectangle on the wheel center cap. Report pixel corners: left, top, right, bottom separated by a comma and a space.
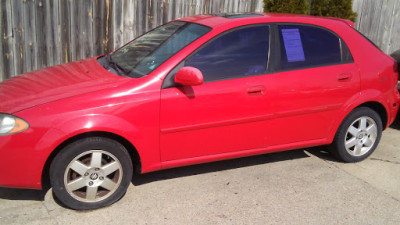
357, 132, 367, 139
90, 173, 99, 180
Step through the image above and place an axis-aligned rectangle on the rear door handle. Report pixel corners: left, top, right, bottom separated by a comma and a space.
337, 73, 352, 81
247, 85, 265, 95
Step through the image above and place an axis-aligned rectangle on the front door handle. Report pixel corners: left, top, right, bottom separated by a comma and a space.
247, 85, 265, 95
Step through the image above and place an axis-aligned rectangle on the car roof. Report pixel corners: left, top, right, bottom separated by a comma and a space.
177, 13, 354, 29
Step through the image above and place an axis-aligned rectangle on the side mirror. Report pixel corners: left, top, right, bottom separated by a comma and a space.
174, 66, 204, 86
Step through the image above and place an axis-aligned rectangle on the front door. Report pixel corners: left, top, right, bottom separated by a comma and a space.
160, 25, 272, 162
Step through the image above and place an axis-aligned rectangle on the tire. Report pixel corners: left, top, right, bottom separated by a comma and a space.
330, 107, 382, 162
50, 137, 133, 210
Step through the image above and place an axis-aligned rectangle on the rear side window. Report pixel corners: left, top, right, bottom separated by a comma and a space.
184, 25, 269, 82
278, 25, 342, 70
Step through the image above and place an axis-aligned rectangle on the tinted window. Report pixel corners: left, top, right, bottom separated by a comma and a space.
185, 26, 269, 82
110, 21, 210, 77
278, 25, 341, 70
341, 39, 353, 63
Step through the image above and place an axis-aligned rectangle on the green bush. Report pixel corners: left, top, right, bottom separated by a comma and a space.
310, 0, 328, 16
264, 0, 357, 22
264, 0, 310, 15
325, 0, 357, 22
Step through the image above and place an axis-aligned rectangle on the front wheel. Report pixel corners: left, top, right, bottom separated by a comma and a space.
330, 107, 383, 162
50, 137, 133, 210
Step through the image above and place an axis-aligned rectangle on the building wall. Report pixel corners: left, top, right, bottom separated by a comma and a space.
353, 0, 400, 54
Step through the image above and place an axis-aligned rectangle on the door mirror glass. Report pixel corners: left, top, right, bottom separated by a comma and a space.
174, 67, 204, 86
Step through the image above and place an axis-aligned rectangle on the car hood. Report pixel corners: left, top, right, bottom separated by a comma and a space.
0, 57, 128, 113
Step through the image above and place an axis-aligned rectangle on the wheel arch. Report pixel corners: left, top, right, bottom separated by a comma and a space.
357, 101, 388, 129
328, 99, 389, 144
41, 131, 142, 189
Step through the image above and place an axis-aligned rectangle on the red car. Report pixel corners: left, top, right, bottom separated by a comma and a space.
1, 13, 399, 210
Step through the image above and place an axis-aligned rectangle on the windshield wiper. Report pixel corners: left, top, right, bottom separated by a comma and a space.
106, 53, 129, 77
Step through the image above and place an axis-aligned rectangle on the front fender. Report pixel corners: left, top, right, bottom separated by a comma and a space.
52, 114, 142, 147
45, 113, 162, 174
12, 110, 160, 189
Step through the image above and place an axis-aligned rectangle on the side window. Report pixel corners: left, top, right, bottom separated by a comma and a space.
185, 26, 269, 82
278, 25, 342, 70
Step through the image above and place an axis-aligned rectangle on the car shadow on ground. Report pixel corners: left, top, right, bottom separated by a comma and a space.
305, 146, 340, 162
131, 148, 338, 186
0, 147, 340, 202
0, 187, 46, 201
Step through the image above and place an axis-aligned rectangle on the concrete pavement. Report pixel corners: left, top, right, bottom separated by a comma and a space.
1, 126, 399, 225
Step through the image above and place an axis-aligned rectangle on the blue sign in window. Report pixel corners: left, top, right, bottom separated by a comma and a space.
281, 29, 305, 62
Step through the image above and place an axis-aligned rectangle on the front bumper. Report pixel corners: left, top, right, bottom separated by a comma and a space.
0, 130, 48, 189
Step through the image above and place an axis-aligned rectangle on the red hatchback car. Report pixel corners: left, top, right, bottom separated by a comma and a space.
1, 13, 399, 210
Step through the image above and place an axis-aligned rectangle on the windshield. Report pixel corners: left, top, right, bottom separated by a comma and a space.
109, 21, 211, 78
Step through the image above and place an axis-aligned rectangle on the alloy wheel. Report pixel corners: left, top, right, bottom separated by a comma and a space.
344, 116, 378, 157
64, 150, 123, 202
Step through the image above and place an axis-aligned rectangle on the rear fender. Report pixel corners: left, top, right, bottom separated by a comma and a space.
327, 89, 389, 143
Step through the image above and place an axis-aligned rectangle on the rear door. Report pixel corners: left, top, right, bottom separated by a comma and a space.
266, 24, 360, 146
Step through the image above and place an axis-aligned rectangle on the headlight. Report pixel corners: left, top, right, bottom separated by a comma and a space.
0, 114, 29, 136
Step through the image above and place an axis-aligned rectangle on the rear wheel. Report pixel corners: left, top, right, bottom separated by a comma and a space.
330, 107, 382, 162
50, 137, 133, 210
